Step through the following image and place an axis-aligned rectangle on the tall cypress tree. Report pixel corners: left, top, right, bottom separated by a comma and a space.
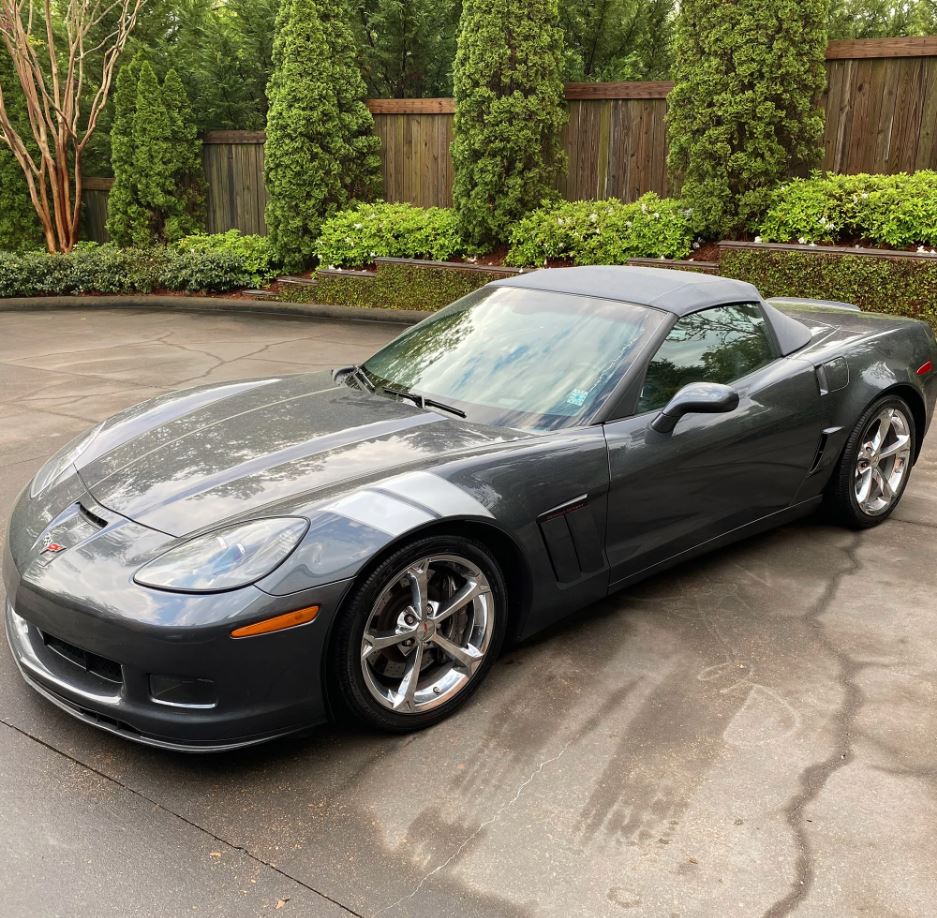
264, 0, 381, 270
0, 53, 43, 251
451, 0, 567, 249
132, 62, 176, 245
108, 60, 205, 246
162, 68, 207, 240
667, 0, 827, 236
106, 57, 147, 246
325, 0, 382, 203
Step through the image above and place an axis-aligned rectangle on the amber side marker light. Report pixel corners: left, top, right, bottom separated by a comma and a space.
230, 605, 319, 638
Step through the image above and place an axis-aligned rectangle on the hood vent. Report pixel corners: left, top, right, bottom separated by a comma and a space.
78, 501, 108, 530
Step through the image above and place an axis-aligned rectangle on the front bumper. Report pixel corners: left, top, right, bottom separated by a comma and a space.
3, 506, 353, 752
5, 603, 299, 752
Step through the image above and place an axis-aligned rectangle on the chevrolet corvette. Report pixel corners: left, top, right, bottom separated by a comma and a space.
4, 266, 936, 750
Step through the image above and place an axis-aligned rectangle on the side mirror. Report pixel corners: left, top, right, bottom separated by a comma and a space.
650, 382, 739, 434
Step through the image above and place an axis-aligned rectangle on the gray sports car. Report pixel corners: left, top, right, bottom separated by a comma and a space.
4, 267, 936, 751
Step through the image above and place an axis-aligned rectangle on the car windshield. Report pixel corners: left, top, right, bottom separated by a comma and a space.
360, 285, 664, 430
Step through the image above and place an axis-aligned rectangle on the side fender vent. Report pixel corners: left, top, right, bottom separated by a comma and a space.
538, 495, 605, 584
809, 426, 844, 475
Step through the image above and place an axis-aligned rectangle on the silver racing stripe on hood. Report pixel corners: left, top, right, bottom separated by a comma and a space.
256, 472, 496, 595
323, 472, 493, 535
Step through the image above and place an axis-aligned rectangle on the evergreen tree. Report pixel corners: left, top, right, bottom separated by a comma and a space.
106, 57, 148, 246
451, 0, 567, 249
560, 0, 674, 82
108, 60, 205, 246
264, 0, 381, 270
162, 68, 207, 240
828, 0, 918, 38
667, 0, 827, 237
132, 63, 177, 244
0, 54, 43, 251
354, 0, 460, 97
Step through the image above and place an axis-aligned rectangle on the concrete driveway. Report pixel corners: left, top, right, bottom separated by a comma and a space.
1, 307, 935, 918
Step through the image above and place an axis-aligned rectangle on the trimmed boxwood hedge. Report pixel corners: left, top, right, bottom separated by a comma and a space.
297, 256, 716, 312
720, 245, 937, 330
299, 259, 520, 311
0, 234, 279, 298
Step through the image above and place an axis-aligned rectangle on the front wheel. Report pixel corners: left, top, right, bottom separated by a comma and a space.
826, 396, 916, 528
331, 535, 507, 732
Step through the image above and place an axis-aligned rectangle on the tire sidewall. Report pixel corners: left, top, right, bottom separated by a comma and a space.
332, 534, 508, 732
839, 395, 916, 527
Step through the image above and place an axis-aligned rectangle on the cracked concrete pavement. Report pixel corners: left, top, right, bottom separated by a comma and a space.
1, 307, 936, 917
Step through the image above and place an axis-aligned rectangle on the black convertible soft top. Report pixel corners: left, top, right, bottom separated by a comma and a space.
492, 266, 812, 356
492, 266, 760, 315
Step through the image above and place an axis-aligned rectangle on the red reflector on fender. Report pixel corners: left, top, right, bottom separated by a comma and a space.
916, 360, 933, 376
230, 605, 319, 638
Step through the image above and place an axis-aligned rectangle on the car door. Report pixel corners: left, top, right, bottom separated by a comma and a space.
602, 301, 824, 587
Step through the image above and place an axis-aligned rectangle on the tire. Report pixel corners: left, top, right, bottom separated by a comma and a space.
331, 534, 508, 732
826, 395, 916, 529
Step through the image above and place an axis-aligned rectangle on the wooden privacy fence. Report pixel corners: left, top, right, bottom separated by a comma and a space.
202, 131, 267, 235
823, 37, 937, 172
81, 36, 937, 241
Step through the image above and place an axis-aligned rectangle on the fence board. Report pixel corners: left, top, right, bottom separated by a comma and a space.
915, 58, 937, 168
826, 37, 937, 59
78, 38, 937, 242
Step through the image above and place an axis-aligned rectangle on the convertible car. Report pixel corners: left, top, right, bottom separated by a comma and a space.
4, 267, 936, 750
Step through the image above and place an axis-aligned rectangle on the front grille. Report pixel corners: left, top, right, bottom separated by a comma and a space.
41, 632, 123, 685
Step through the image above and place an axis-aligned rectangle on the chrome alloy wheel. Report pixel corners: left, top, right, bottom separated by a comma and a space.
360, 554, 494, 714
854, 405, 912, 515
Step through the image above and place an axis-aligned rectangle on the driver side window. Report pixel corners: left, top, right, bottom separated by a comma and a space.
637, 303, 776, 413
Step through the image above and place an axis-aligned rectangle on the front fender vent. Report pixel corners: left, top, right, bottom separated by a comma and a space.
538, 495, 605, 584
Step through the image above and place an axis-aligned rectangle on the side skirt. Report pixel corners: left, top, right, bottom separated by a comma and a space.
607, 496, 823, 594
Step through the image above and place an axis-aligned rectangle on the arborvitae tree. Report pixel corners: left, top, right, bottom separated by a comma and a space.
132, 63, 176, 244
106, 57, 148, 246
265, 0, 381, 270
667, 0, 827, 237
326, 1, 383, 203
108, 60, 205, 246
162, 68, 207, 240
0, 55, 42, 252
451, 0, 567, 249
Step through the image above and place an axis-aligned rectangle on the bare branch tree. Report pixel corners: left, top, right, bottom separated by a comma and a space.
0, 0, 143, 252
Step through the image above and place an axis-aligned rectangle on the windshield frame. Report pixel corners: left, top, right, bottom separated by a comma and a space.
358, 285, 669, 432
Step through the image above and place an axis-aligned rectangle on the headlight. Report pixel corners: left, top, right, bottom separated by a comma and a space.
134, 518, 309, 593
30, 422, 103, 498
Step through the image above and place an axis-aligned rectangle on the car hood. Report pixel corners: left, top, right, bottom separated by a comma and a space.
77, 371, 520, 536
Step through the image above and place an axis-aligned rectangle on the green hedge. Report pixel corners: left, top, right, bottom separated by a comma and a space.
302, 261, 518, 311
171, 232, 279, 287
721, 247, 937, 330
759, 172, 937, 248
505, 194, 695, 266
316, 203, 468, 267
0, 234, 279, 298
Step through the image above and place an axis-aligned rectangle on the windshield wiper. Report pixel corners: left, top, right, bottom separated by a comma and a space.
424, 397, 467, 418
382, 386, 466, 419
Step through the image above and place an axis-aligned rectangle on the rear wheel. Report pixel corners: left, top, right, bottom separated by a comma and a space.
826, 396, 915, 528
332, 535, 507, 732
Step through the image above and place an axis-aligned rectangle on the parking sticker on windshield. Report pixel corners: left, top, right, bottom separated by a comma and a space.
566, 388, 588, 407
